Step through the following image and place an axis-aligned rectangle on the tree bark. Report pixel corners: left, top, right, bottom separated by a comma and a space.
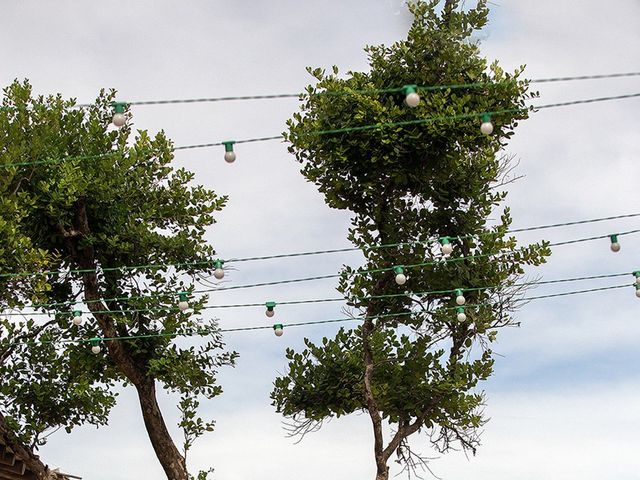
71, 198, 188, 480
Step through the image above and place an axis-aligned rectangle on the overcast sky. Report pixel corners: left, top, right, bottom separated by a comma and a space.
2, 1, 640, 479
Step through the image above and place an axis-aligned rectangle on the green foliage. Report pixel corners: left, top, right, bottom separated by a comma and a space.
272, 0, 549, 466
0, 80, 236, 454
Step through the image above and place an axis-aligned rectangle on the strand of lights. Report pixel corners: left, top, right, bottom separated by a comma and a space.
4, 91, 639, 169
33, 282, 635, 351
2, 211, 638, 282
8, 270, 639, 320
64, 71, 640, 109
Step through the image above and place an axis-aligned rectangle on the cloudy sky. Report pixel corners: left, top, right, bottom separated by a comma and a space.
1, 1, 639, 479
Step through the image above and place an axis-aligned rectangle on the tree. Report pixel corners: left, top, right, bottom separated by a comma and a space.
0, 80, 236, 480
271, 2, 549, 479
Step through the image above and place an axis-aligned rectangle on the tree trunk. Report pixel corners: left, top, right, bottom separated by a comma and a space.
70, 198, 188, 480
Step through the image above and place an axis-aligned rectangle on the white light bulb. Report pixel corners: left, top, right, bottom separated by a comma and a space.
441, 243, 453, 255
636, 289, 640, 298
610, 242, 621, 253
636, 277, 640, 285
457, 311, 466, 322
266, 309, 275, 318
480, 121, 494, 135
178, 301, 189, 312
274, 326, 284, 337
405, 92, 420, 108
395, 273, 407, 285
224, 151, 236, 163
112, 113, 126, 127
91, 345, 101, 354
456, 295, 466, 306
73, 315, 83, 326
214, 268, 225, 279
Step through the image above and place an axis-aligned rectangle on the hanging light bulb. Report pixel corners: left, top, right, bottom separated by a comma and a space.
222, 141, 236, 163
636, 284, 640, 298
177, 292, 189, 312
634, 272, 640, 285
112, 102, 126, 127
393, 266, 407, 285
89, 337, 102, 354
456, 306, 466, 322
610, 234, 621, 252
72, 310, 83, 326
273, 324, 284, 337
480, 114, 494, 135
455, 289, 466, 306
213, 259, 225, 279
265, 301, 276, 318
402, 85, 420, 108
440, 237, 453, 255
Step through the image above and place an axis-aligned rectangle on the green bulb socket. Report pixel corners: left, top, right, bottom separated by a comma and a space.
213, 259, 224, 269
481, 113, 491, 123
454, 289, 463, 297
440, 237, 450, 245
73, 310, 82, 317
89, 337, 101, 347
178, 292, 189, 302
610, 234, 619, 243
273, 323, 283, 330
393, 266, 404, 275
222, 141, 235, 152
265, 301, 276, 311
402, 85, 417, 95
112, 102, 126, 114
456, 306, 465, 314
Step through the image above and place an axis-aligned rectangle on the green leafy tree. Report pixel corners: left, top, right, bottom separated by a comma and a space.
0, 80, 236, 480
271, 1, 549, 478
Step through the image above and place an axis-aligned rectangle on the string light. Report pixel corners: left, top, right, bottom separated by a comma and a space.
634, 272, 640, 284
177, 292, 190, 312
480, 114, 494, 135
213, 260, 225, 279
394, 266, 407, 285
402, 85, 420, 107
265, 301, 276, 318
273, 324, 284, 337
610, 234, 621, 252
440, 237, 453, 255
90, 338, 101, 354
456, 306, 466, 322
222, 141, 236, 163
455, 289, 466, 306
72, 310, 83, 326
112, 102, 126, 127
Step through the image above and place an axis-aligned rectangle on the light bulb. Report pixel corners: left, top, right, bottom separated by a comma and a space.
456, 307, 466, 322
265, 302, 276, 318
635, 272, 640, 284
480, 114, 493, 135
403, 85, 420, 108
636, 287, 640, 298
213, 260, 225, 279
112, 102, 126, 127
273, 324, 284, 337
72, 310, 83, 326
177, 292, 189, 312
440, 237, 453, 255
89, 338, 101, 354
455, 289, 466, 306
223, 141, 236, 163
393, 266, 407, 285
610, 234, 620, 252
